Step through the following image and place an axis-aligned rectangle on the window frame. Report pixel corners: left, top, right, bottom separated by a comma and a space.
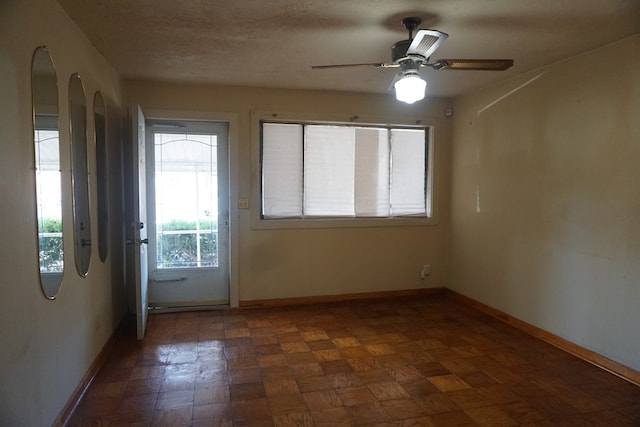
251, 111, 438, 230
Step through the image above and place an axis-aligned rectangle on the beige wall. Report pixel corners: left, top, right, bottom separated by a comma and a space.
0, 0, 125, 425
125, 82, 453, 302
449, 36, 640, 371
3, 0, 636, 423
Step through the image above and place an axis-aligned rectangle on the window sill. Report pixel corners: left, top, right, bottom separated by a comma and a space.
250, 215, 437, 230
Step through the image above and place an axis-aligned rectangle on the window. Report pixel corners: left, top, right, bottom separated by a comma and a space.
153, 132, 219, 268
261, 121, 431, 220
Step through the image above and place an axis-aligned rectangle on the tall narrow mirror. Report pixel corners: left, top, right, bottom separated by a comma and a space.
94, 92, 108, 262
32, 47, 64, 299
69, 73, 92, 277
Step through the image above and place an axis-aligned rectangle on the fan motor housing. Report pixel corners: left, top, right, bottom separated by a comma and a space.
391, 39, 412, 62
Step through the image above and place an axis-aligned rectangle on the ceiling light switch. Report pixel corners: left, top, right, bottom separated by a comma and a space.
238, 198, 249, 209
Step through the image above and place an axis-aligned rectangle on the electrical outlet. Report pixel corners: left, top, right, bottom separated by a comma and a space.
238, 198, 249, 209
420, 264, 431, 279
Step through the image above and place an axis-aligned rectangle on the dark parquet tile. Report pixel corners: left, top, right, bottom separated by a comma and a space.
67, 294, 640, 426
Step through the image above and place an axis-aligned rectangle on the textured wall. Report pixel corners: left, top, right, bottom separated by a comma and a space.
0, 0, 125, 425
449, 36, 640, 371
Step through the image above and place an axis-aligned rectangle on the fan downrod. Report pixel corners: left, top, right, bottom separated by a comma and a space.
401, 17, 422, 39
392, 17, 423, 63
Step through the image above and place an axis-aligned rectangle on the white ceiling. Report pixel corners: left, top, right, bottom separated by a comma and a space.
57, 0, 640, 98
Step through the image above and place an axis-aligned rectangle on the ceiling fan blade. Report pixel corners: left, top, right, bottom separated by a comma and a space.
311, 62, 399, 69
430, 59, 514, 71
407, 30, 448, 58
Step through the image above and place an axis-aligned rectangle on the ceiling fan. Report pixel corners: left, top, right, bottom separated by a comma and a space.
312, 17, 514, 104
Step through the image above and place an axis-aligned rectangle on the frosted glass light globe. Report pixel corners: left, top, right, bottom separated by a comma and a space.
394, 74, 427, 104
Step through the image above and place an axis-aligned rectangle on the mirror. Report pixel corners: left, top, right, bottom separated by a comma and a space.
94, 92, 108, 262
69, 73, 92, 277
32, 47, 64, 298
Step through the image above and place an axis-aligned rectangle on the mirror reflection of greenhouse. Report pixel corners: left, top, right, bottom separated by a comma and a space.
35, 128, 64, 273
39, 219, 63, 272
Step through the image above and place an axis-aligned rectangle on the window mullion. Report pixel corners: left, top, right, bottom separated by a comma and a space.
387, 127, 393, 217
301, 124, 306, 218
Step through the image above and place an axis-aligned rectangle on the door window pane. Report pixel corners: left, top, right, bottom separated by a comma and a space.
154, 133, 218, 268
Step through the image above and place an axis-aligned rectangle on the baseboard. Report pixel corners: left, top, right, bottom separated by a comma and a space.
239, 287, 445, 308
445, 289, 640, 387
52, 317, 126, 427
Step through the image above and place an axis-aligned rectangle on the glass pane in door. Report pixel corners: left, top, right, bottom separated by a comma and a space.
154, 133, 218, 269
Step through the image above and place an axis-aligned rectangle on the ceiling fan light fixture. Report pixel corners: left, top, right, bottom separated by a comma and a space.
394, 71, 426, 104
311, 16, 513, 101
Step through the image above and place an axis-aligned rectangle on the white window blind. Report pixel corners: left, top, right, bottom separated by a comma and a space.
355, 128, 390, 217
304, 126, 355, 216
262, 123, 303, 217
390, 129, 426, 215
261, 122, 428, 219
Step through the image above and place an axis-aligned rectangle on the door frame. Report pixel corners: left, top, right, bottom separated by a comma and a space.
141, 109, 239, 308
146, 119, 230, 307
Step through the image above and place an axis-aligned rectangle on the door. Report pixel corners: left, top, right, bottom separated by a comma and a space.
146, 120, 229, 309
131, 105, 149, 339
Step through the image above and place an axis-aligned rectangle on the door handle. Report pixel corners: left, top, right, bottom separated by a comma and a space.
126, 238, 149, 246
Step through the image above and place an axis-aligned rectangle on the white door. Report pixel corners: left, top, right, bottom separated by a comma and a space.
132, 105, 149, 339
146, 120, 229, 309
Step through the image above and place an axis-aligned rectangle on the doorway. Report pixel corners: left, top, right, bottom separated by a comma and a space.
145, 120, 230, 309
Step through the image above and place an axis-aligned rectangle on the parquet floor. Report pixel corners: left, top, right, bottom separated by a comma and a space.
68, 294, 640, 426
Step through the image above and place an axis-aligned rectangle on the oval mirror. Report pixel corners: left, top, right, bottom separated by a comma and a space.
94, 92, 108, 262
32, 47, 64, 298
69, 73, 92, 277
